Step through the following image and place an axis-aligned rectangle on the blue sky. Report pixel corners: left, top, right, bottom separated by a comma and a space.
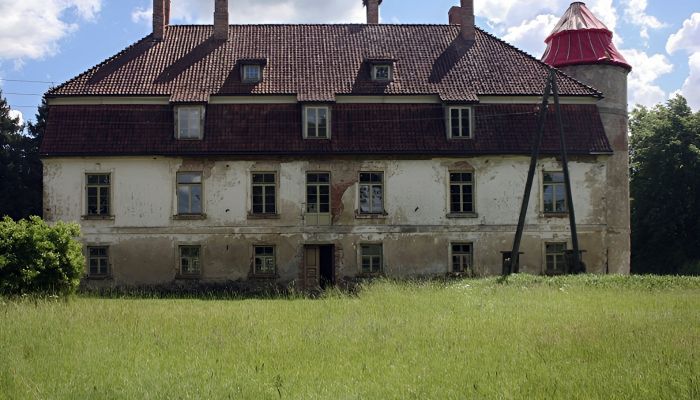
0, 0, 698, 125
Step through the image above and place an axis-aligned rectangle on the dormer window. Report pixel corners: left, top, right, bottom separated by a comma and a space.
372, 64, 392, 81
242, 64, 262, 83
175, 105, 205, 140
446, 106, 473, 139
303, 105, 331, 139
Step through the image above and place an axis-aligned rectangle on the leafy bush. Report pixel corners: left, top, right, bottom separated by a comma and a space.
0, 216, 84, 295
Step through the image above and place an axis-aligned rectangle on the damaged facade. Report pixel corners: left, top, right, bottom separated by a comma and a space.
41, 0, 631, 287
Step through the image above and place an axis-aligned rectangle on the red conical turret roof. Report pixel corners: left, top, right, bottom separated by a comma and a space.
542, 2, 631, 70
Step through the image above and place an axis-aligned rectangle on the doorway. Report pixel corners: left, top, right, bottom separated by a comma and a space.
303, 244, 335, 289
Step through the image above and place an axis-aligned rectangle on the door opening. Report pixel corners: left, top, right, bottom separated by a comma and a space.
319, 245, 334, 289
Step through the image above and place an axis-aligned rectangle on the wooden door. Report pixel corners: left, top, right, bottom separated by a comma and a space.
303, 246, 320, 290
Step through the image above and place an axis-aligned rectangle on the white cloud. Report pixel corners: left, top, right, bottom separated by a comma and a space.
0, 0, 101, 61
678, 52, 700, 111
8, 109, 24, 126
620, 48, 674, 108
502, 14, 558, 56
666, 13, 700, 54
621, 0, 665, 42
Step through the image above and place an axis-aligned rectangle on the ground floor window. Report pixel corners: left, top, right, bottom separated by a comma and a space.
254, 245, 276, 275
360, 244, 383, 274
87, 246, 109, 277
179, 245, 201, 277
451, 243, 473, 274
545, 242, 567, 274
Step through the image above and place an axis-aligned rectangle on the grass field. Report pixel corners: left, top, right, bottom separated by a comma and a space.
1, 275, 699, 399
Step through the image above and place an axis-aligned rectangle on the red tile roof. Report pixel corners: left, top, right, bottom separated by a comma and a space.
49, 25, 601, 101
40, 104, 612, 156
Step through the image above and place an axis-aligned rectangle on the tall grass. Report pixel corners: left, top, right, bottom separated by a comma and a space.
1, 275, 698, 399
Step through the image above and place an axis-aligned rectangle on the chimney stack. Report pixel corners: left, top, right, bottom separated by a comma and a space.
364, 0, 381, 24
153, 0, 170, 41
214, 0, 229, 41
449, 0, 475, 42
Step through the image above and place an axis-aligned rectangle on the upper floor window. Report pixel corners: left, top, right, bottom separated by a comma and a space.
303, 106, 330, 139
87, 246, 110, 277
242, 64, 262, 83
358, 172, 384, 214
306, 172, 331, 225
371, 64, 392, 81
449, 172, 474, 214
447, 106, 472, 139
251, 172, 277, 215
175, 105, 204, 140
543, 172, 567, 214
177, 172, 203, 215
86, 173, 111, 216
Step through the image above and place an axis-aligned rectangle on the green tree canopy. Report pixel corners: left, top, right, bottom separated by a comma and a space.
629, 95, 700, 275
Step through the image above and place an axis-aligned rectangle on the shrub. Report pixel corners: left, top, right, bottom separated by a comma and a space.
0, 216, 84, 296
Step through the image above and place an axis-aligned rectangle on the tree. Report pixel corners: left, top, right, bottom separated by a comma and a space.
0, 90, 44, 219
629, 95, 700, 275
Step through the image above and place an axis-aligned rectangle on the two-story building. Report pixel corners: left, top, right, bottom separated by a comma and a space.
40, 0, 631, 288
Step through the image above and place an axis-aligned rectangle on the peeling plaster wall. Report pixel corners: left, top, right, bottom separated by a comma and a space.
43, 155, 611, 285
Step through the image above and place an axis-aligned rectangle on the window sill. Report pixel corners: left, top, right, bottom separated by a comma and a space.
247, 213, 280, 220
541, 212, 569, 218
303, 136, 331, 140
355, 212, 387, 219
175, 274, 201, 280
447, 212, 478, 219
357, 272, 385, 278
448, 136, 474, 140
172, 214, 207, 220
175, 137, 203, 141
82, 215, 115, 221
248, 273, 278, 280
85, 275, 112, 281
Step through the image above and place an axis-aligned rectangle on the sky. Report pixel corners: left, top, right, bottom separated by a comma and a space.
0, 0, 698, 126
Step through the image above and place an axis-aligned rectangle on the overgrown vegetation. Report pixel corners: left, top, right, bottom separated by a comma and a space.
1, 275, 698, 399
630, 95, 700, 275
0, 216, 84, 296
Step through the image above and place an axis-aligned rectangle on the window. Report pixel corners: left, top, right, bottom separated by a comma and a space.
447, 106, 472, 138
451, 243, 473, 274
254, 246, 276, 275
179, 245, 201, 277
304, 106, 330, 139
86, 173, 111, 216
306, 172, 331, 225
449, 172, 474, 214
360, 244, 383, 274
242, 64, 262, 83
543, 172, 567, 213
358, 172, 384, 214
177, 172, 203, 215
251, 172, 277, 215
176, 106, 204, 139
87, 246, 109, 277
545, 242, 567, 275
371, 64, 392, 81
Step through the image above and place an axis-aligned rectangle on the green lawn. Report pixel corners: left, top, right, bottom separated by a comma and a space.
1, 275, 699, 399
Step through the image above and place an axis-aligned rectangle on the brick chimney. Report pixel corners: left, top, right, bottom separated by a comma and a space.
214, 0, 229, 41
152, 0, 170, 41
364, 0, 381, 24
449, 0, 475, 42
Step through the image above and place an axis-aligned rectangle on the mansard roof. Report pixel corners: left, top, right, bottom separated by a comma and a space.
48, 24, 601, 102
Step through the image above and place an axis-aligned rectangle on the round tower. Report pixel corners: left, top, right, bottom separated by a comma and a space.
542, 2, 631, 274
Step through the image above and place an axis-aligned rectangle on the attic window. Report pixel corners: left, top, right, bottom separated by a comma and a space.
242, 64, 262, 83
175, 105, 205, 140
446, 106, 473, 139
371, 64, 392, 81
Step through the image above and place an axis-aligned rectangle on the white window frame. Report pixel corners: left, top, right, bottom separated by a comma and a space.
371, 64, 392, 81
85, 173, 112, 217
175, 105, 205, 140
358, 172, 384, 215
253, 245, 276, 276
303, 105, 331, 139
542, 170, 568, 214
250, 172, 278, 215
306, 172, 332, 225
176, 172, 204, 215
359, 243, 383, 274
178, 244, 202, 277
448, 171, 475, 215
242, 64, 262, 83
446, 106, 473, 139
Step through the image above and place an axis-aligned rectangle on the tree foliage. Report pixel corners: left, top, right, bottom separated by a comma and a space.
629, 95, 700, 275
0, 90, 45, 219
0, 216, 84, 295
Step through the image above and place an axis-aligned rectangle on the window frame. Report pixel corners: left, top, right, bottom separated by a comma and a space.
174, 105, 205, 140
542, 170, 568, 215
449, 242, 474, 275
359, 243, 383, 275
86, 245, 110, 278
250, 171, 278, 216
303, 105, 331, 139
176, 171, 204, 216
448, 170, 476, 216
544, 242, 567, 275
85, 173, 112, 218
241, 64, 262, 83
446, 106, 473, 139
252, 245, 277, 277
305, 172, 332, 225
178, 244, 202, 278
371, 64, 393, 82
358, 172, 385, 215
